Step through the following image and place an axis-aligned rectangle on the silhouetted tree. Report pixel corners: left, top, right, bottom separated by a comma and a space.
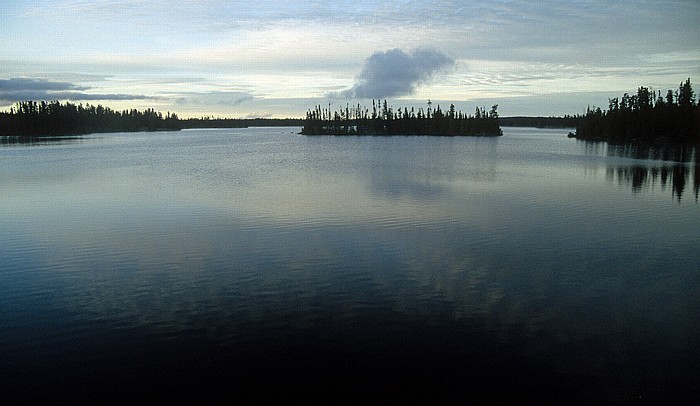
574, 79, 699, 143
0, 100, 182, 136
302, 102, 502, 136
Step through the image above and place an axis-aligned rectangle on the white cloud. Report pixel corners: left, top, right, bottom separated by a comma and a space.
334, 48, 455, 99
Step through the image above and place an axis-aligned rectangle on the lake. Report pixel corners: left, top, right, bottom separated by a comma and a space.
1, 127, 698, 403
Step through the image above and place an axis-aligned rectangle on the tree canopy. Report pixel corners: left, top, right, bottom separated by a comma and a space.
0, 100, 181, 136
301, 101, 502, 136
574, 79, 699, 143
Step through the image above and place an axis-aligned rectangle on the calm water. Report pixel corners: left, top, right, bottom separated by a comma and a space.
1, 127, 698, 403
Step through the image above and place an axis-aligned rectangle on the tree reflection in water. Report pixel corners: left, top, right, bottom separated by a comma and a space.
584, 141, 698, 201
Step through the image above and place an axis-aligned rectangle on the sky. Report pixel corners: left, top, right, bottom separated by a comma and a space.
1, 0, 699, 118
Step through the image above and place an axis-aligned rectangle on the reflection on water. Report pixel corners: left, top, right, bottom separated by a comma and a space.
606, 164, 699, 201
1, 135, 84, 146
606, 142, 698, 163
582, 140, 699, 201
1, 128, 698, 403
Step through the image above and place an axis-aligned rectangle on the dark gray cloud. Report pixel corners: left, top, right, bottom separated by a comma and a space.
0, 77, 87, 92
0, 77, 149, 103
336, 48, 455, 99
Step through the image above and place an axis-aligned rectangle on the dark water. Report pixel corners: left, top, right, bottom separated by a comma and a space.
1, 128, 698, 403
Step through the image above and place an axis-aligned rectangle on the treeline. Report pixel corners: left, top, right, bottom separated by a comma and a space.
500, 115, 582, 128
574, 79, 700, 143
301, 100, 502, 136
0, 100, 181, 136
181, 117, 303, 129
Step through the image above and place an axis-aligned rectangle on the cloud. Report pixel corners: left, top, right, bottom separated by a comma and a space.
335, 48, 455, 99
243, 112, 273, 119
175, 91, 254, 107
0, 77, 150, 103
60, 92, 150, 101
0, 77, 87, 92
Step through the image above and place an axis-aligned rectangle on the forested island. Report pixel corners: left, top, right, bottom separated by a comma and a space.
301, 100, 502, 136
573, 79, 699, 143
0, 101, 182, 136
0, 101, 306, 137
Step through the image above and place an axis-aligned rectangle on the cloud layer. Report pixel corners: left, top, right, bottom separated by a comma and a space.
336, 48, 454, 99
0, 78, 149, 103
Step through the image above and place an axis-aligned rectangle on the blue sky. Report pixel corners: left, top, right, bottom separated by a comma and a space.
1, 0, 699, 118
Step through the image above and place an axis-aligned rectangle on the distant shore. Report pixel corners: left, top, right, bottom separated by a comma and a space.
3, 79, 698, 141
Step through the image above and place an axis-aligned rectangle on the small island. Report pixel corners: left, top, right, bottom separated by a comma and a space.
0, 100, 182, 136
573, 78, 699, 143
301, 100, 502, 136
0, 101, 311, 137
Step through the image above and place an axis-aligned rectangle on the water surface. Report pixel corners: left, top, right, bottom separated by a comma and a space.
1, 127, 698, 403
